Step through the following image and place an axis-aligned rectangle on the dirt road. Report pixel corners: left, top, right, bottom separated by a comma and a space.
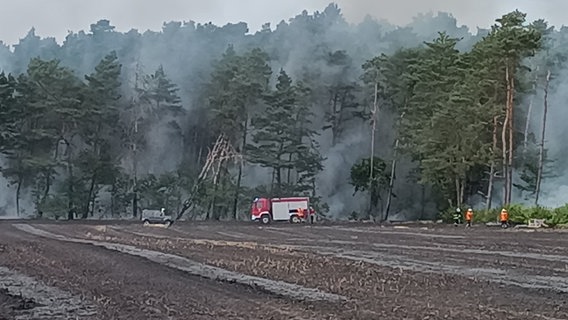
1, 221, 567, 319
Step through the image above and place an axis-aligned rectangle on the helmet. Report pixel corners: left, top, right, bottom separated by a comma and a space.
467, 208, 473, 212
501, 208, 508, 212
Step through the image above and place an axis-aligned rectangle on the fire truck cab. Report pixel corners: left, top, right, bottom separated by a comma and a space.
251, 197, 315, 224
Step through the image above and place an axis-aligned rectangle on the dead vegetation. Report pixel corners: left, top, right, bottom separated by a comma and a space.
2, 222, 568, 319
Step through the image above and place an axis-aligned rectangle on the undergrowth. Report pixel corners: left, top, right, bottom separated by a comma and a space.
438, 204, 568, 227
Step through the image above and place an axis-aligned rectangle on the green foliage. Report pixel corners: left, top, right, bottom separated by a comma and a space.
207, 46, 271, 138
440, 204, 568, 227
136, 172, 188, 213
350, 157, 390, 213
140, 65, 183, 117
247, 69, 324, 205
36, 194, 68, 219
1, 7, 566, 221
365, 11, 547, 210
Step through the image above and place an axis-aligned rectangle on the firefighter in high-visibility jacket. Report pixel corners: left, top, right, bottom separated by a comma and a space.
297, 207, 306, 220
309, 206, 315, 224
453, 208, 461, 226
500, 208, 509, 228
465, 208, 473, 228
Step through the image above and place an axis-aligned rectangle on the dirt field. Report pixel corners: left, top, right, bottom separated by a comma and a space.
1, 220, 567, 319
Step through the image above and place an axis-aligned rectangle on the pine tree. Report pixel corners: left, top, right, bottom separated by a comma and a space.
248, 70, 324, 204
207, 46, 272, 219
79, 51, 123, 217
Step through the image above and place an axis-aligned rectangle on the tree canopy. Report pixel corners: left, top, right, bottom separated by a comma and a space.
0, 5, 566, 220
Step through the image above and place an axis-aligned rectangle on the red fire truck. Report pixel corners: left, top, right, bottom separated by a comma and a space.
251, 197, 315, 224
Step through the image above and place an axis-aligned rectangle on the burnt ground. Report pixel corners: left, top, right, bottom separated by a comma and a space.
0, 288, 41, 320
1, 221, 567, 319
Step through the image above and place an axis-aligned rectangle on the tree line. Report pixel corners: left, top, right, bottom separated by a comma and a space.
355, 12, 566, 220
0, 47, 324, 219
0, 5, 567, 220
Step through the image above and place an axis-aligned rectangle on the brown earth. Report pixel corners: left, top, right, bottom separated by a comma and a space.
1, 220, 568, 319
0, 288, 42, 320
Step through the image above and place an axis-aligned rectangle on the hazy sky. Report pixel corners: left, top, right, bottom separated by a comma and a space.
1, 0, 566, 46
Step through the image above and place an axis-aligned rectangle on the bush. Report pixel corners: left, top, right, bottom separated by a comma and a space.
37, 195, 68, 219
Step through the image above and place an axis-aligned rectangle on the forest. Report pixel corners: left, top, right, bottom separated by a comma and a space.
0, 3, 568, 222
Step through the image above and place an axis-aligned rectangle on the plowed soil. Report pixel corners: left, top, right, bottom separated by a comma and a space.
1, 220, 567, 319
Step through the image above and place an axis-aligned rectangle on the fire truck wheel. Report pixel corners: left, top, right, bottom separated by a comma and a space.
290, 215, 301, 224
260, 215, 271, 224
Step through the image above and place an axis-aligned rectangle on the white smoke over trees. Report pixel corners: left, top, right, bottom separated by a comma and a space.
0, 3, 566, 219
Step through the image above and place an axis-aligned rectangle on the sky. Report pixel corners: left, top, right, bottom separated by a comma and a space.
0, 0, 567, 46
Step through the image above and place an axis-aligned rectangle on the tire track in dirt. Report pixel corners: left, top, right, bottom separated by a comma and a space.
1, 225, 346, 320
276, 225, 568, 250
104, 224, 568, 271
291, 245, 568, 293
296, 239, 568, 265
14, 224, 346, 303
0, 266, 98, 320
314, 226, 467, 239
32, 223, 568, 320
111, 227, 568, 277
80, 224, 568, 290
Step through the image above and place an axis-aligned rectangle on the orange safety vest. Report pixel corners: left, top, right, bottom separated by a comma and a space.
297, 208, 305, 218
465, 211, 473, 221
500, 211, 509, 222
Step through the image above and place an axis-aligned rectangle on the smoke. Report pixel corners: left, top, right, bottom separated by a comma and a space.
0, 159, 13, 216
139, 120, 185, 175
0, 158, 35, 217
1, 2, 567, 219
317, 125, 369, 218
467, 38, 568, 210
337, 0, 567, 33
533, 57, 568, 208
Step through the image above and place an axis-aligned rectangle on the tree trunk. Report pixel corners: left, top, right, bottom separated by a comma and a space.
287, 153, 293, 184
231, 118, 248, 220
383, 136, 400, 222
502, 66, 511, 206
210, 162, 225, 221
270, 169, 276, 194
211, 184, 219, 221
232, 164, 243, 220
535, 70, 551, 206
523, 96, 534, 151
132, 192, 138, 218
369, 82, 379, 220
132, 118, 139, 218
275, 142, 284, 195
15, 177, 22, 216
523, 68, 538, 152
507, 65, 515, 205
384, 112, 404, 221
455, 177, 461, 208
420, 184, 425, 220
42, 173, 51, 206
110, 182, 115, 216
276, 167, 282, 194
460, 178, 465, 209
486, 116, 499, 211
198, 145, 204, 167
85, 173, 97, 217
